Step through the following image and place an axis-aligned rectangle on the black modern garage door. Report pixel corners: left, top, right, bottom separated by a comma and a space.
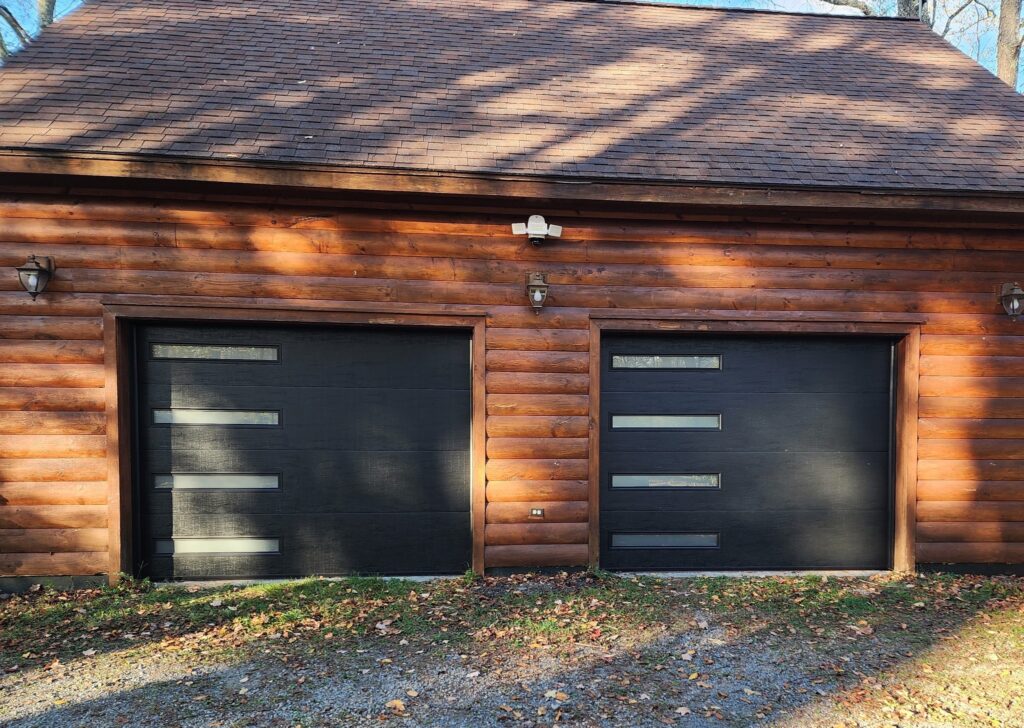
134, 324, 472, 579
600, 335, 893, 571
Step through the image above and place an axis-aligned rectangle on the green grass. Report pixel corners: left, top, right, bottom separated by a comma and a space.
1, 572, 1020, 672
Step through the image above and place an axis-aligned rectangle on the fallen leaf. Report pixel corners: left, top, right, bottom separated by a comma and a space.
385, 698, 406, 714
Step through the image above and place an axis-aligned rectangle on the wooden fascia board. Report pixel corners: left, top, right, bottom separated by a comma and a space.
2, 149, 1024, 216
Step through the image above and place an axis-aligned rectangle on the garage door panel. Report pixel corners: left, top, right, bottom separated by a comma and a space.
147, 490, 282, 517
136, 323, 472, 579
143, 327, 470, 391
600, 510, 889, 570
602, 393, 890, 453
144, 450, 471, 513
143, 390, 471, 452
604, 336, 891, 394
147, 555, 288, 580
601, 452, 889, 512
144, 513, 470, 578
600, 334, 893, 571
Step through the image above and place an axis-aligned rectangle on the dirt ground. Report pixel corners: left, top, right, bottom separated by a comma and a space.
1, 572, 1022, 727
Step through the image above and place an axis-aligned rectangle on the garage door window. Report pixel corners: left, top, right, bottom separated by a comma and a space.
154, 474, 281, 490
611, 414, 721, 430
611, 533, 720, 549
154, 538, 281, 555
151, 343, 279, 361
152, 409, 280, 426
612, 354, 721, 369
611, 474, 720, 489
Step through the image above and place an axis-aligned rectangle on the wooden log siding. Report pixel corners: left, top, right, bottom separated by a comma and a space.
1, 193, 1024, 577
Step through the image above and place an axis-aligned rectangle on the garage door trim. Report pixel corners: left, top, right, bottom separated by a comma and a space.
103, 304, 487, 583
587, 318, 921, 573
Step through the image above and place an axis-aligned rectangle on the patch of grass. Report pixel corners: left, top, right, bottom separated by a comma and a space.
2, 572, 1020, 674
689, 572, 1024, 640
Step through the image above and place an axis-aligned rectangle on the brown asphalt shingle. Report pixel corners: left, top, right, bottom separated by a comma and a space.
0, 0, 1022, 192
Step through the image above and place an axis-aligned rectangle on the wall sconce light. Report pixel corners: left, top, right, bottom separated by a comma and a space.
1001, 282, 1024, 320
16, 255, 55, 299
526, 272, 549, 314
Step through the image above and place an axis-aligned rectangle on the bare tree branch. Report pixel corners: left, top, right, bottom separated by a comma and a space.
816, 0, 876, 15
0, 5, 31, 47
941, 0, 982, 36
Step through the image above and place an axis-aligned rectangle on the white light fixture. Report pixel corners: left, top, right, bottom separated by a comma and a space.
526, 272, 549, 314
512, 215, 562, 246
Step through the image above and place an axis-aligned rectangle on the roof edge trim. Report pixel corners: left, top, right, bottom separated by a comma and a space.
1, 149, 1023, 215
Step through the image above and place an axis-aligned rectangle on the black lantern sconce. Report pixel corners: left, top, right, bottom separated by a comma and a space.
526, 272, 549, 314
1001, 282, 1024, 320
16, 255, 55, 299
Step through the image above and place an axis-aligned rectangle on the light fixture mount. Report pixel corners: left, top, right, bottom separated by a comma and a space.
1001, 282, 1024, 320
526, 272, 549, 314
512, 215, 562, 246
16, 255, 55, 300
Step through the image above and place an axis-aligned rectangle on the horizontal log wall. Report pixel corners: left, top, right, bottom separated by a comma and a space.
1, 192, 1023, 576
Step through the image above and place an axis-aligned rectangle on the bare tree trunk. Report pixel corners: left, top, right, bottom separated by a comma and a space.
897, 0, 920, 18
997, 0, 1022, 88
37, 0, 54, 27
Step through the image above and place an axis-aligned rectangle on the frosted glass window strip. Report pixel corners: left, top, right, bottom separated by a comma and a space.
612, 355, 721, 370
154, 538, 280, 555
612, 474, 720, 489
152, 409, 279, 426
611, 533, 719, 549
612, 414, 720, 430
154, 474, 280, 490
151, 343, 278, 361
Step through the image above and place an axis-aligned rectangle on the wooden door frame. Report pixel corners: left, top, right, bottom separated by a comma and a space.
103, 302, 487, 585
588, 316, 921, 573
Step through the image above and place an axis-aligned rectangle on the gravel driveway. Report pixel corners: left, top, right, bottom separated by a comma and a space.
2, 572, 1021, 726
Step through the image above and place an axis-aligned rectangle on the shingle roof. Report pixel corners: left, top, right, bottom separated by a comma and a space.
0, 0, 1022, 193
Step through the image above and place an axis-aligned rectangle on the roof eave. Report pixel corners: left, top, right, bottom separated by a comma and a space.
1, 148, 1023, 217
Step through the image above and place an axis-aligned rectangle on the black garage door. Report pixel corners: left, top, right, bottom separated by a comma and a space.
134, 324, 472, 579
600, 335, 893, 571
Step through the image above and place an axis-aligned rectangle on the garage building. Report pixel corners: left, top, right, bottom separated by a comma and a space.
1, 0, 1023, 583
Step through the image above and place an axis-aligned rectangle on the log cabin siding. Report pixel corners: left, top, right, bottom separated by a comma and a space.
1, 192, 1023, 577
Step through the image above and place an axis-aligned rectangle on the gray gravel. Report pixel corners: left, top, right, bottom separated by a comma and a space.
1, 616, 903, 727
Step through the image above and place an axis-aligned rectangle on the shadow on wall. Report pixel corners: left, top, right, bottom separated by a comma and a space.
918, 368, 1024, 568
